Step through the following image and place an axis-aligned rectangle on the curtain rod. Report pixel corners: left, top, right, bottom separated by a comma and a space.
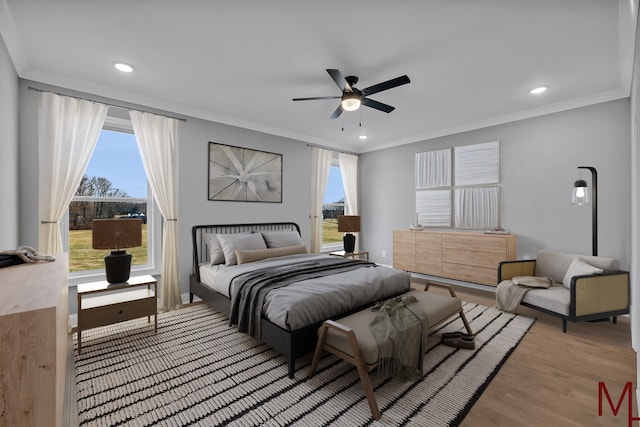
306, 143, 359, 156
28, 86, 187, 122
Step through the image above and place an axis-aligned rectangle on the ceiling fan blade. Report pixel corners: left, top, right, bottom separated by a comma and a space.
330, 104, 343, 119
326, 69, 352, 92
361, 75, 410, 96
361, 97, 395, 113
292, 96, 341, 101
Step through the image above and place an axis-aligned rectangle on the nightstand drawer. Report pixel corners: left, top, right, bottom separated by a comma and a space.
80, 289, 156, 330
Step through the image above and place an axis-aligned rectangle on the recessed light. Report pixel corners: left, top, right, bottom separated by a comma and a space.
359, 135, 368, 140
114, 62, 134, 73
529, 86, 548, 95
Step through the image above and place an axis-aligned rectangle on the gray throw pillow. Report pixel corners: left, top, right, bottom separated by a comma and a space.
261, 230, 304, 248
562, 258, 603, 288
216, 233, 267, 266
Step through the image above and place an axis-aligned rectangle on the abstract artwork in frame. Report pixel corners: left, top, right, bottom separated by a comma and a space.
208, 142, 282, 202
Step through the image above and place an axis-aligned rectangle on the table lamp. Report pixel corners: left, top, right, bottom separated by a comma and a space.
92, 218, 142, 283
337, 215, 360, 253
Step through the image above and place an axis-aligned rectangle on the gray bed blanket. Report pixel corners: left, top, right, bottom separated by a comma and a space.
229, 257, 377, 340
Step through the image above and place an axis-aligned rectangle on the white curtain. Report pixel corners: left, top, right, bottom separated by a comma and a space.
339, 153, 358, 251
339, 153, 358, 215
309, 147, 332, 253
130, 111, 181, 312
37, 92, 108, 254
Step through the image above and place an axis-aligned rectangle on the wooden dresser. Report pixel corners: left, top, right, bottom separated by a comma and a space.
393, 230, 517, 286
0, 254, 68, 427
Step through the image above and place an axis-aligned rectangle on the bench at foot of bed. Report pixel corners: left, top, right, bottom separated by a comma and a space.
308, 287, 473, 420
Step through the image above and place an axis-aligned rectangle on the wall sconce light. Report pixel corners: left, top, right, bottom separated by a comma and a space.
337, 215, 361, 253
92, 218, 142, 283
571, 166, 597, 256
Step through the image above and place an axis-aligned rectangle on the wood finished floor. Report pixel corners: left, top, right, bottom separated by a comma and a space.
65, 283, 636, 426
416, 280, 637, 427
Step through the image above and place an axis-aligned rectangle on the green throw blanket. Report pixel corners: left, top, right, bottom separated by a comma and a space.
369, 294, 428, 381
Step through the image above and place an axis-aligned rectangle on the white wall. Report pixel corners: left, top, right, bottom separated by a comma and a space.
628, 0, 640, 405
0, 34, 19, 249
177, 117, 310, 292
360, 99, 632, 269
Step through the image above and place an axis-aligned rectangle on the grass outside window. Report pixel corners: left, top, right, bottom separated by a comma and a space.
69, 225, 148, 272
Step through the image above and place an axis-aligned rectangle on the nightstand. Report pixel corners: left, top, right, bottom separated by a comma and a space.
77, 274, 157, 353
329, 250, 369, 262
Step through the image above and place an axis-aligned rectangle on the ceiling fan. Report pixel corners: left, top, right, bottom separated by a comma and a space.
292, 69, 410, 119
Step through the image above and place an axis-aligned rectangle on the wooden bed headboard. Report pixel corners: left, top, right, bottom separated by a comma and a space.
191, 222, 301, 278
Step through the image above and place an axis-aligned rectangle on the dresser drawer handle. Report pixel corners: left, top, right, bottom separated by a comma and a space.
119, 310, 124, 314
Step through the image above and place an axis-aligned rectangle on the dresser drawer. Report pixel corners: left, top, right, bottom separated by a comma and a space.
442, 247, 505, 269
79, 289, 156, 330
441, 262, 498, 286
393, 230, 416, 270
442, 233, 508, 253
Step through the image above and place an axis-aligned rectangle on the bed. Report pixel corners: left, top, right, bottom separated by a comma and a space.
190, 222, 411, 378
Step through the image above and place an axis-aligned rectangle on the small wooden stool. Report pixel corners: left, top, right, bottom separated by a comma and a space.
308, 288, 473, 420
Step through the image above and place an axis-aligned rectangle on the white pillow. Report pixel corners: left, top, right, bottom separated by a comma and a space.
562, 258, 603, 288
216, 233, 267, 266
261, 230, 304, 248
204, 233, 225, 265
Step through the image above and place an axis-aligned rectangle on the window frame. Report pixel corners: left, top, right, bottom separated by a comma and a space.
64, 115, 161, 286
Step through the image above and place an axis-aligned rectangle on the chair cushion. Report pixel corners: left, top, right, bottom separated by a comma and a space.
324, 290, 462, 365
521, 286, 571, 316
535, 249, 618, 284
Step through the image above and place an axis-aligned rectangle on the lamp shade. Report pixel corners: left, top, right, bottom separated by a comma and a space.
92, 219, 142, 250
572, 179, 590, 205
337, 215, 360, 233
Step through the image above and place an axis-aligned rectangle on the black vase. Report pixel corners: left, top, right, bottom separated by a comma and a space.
343, 233, 356, 253
104, 250, 132, 283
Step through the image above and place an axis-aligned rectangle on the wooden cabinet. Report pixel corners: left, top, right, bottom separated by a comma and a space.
77, 275, 157, 353
393, 230, 516, 286
0, 254, 68, 427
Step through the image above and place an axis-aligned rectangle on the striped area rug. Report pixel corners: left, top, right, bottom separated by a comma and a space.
74, 301, 534, 426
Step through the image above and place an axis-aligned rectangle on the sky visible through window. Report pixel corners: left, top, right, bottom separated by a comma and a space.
324, 166, 345, 204
85, 130, 147, 198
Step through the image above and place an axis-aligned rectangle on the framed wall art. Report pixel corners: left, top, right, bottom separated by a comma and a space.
208, 142, 282, 202
415, 140, 500, 229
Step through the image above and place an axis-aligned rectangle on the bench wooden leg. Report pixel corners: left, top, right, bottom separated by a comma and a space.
346, 327, 381, 420
458, 310, 473, 335
309, 323, 328, 377
309, 321, 381, 420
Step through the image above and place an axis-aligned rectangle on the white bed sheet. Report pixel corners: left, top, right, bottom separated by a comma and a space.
198, 262, 229, 296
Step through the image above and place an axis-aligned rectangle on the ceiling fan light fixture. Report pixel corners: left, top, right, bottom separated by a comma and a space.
341, 93, 361, 111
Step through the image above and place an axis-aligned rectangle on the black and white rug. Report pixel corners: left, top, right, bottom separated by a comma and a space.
74, 302, 534, 426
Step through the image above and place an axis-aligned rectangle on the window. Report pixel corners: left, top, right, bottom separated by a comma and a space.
65, 116, 159, 280
322, 162, 346, 249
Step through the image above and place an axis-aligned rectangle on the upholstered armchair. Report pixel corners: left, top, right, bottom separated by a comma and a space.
497, 249, 629, 332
